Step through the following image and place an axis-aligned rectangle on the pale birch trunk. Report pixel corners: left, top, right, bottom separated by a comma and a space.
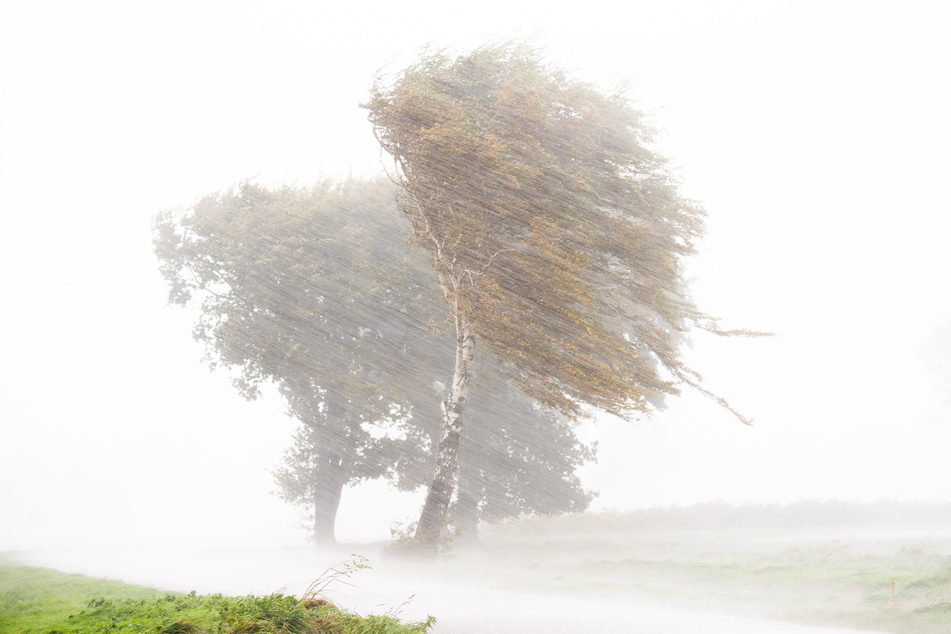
414, 310, 475, 554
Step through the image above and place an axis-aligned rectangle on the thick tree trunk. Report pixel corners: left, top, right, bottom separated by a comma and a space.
312, 450, 346, 544
414, 312, 475, 555
310, 391, 352, 545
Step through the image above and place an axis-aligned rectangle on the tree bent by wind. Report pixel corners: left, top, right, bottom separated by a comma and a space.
153, 177, 596, 543
364, 42, 765, 555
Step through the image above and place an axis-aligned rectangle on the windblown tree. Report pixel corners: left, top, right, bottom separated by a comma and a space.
153, 177, 595, 543
365, 43, 758, 554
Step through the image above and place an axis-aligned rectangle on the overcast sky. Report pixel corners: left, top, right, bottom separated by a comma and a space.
2, 0, 950, 551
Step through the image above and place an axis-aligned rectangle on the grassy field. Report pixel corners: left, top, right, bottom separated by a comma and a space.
0, 554, 434, 634
421, 502, 951, 633
5, 502, 951, 633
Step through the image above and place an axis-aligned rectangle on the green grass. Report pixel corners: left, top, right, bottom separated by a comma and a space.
0, 555, 434, 634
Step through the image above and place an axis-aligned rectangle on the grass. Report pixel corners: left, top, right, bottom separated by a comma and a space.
7, 502, 951, 632
429, 504, 951, 634
0, 554, 434, 634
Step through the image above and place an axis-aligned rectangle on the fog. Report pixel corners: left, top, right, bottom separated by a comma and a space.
11, 539, 895, 634
2, 1, 951, 632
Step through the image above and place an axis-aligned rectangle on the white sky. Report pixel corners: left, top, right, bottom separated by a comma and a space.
1, 0, 950, 551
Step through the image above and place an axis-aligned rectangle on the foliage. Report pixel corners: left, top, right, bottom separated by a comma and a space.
364, 41, 760, 552
0, 558, 433, 634
453, 361, 596, 531
154, 177, 597, 543
153, 178, 436, 541
382, 520, 455, 559
365, 42, 747, 422
384, 353, 598, 542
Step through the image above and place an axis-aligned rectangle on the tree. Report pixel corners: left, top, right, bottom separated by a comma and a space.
364, 42, 757, 554
153, 176, 596, 543
153, 178, 441, 542
384, 353, 597, 546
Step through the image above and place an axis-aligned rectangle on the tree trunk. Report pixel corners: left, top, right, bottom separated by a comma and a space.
414, 312, 475, 555
312, 450, 346, 544
310, 391, 352, 545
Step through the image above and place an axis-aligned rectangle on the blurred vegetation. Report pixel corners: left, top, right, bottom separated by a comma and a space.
488, 499, 951, 533
153, 177, 595, 545
445, 501, 951, 633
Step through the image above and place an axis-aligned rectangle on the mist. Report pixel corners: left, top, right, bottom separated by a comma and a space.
2, 1, 951, 633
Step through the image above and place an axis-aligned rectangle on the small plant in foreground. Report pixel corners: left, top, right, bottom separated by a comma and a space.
300, 555, 372, 607
296, 555, 435, 632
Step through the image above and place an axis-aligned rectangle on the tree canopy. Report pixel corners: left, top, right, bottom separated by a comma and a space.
364, 42, 754, 553
153, 178, 436, 541
153, 176, 595, 543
